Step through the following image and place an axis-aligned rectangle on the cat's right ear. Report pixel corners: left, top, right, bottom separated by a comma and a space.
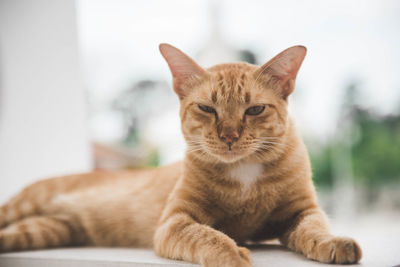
159, 43, 206, 99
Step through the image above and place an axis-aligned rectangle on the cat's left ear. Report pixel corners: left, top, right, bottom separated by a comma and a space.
256, 46, 306, 99
159, 43, 207, 99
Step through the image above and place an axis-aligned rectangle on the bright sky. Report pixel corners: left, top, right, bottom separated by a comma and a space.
77, 0, 400, 163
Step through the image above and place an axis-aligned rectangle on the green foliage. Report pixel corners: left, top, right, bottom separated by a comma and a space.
351, 109, 400, 185
310, 104, 400, 188
310, 81, 400, 187
146, 149, 160, 167
310, 144, 334, 188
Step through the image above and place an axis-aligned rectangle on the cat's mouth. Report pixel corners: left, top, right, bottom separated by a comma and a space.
187, 140, 252, 163
220, 150, 238, 156
206, 145, 250, 163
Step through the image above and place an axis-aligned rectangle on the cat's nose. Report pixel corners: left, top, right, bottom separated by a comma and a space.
219, 131, 239, 147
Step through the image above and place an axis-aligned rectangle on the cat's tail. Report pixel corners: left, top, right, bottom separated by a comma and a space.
0, 214, 85, 252
0, 174, 80, 229
0, 183, 42, 229
0, 171, 110, 229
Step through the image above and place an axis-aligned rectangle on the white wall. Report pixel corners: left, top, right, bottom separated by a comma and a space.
0, 0, 92, 203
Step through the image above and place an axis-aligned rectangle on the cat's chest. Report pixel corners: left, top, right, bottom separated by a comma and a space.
229, 163, 264, 190
212, 163, 276, 239
217, 163, 267, 211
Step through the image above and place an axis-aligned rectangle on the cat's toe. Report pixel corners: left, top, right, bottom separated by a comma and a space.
332, 237, 362, 264
238, 246, 251, 263
314, 237, 362, 264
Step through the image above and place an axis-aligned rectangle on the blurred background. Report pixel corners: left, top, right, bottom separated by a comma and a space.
0, 0, 399, 232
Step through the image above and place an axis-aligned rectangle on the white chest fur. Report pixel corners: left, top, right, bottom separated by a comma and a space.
229, 163, 263, 189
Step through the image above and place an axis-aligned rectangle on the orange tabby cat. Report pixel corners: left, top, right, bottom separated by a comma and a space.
0, 44, 362, 266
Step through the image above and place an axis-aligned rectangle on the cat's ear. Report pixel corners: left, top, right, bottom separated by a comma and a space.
256, 46, 306, 99
159, 43, 207, 99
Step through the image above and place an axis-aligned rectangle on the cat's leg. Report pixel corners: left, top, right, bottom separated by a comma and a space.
279, 208, 362, 264
154, 213, 251, 267
0, 215, 86, 252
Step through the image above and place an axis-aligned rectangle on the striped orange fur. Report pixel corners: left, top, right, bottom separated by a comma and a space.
0, 44, 361, 266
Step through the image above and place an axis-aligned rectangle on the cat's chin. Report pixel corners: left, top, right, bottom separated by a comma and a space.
211, 150, 249, 164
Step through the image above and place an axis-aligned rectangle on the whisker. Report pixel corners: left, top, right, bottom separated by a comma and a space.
256, 140, 284, 145
255, 142, 285, 156
186, 147, 204, 153
255, 137, 281, 140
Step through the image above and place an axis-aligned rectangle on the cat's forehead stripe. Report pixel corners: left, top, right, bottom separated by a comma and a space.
245, 92, 251, 103
211, 90, 217, 103
211, 70, 251, 104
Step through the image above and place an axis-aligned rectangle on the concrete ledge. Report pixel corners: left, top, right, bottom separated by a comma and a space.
1, 221, 399, 267
0, 242, 395, 267
0, 247, 195, 267
0, 245, 324, 267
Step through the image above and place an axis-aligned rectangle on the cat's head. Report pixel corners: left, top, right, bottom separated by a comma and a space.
160, 43, 306, 163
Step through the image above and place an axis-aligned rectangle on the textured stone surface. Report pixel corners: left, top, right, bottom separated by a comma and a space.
0, 219, 399, 267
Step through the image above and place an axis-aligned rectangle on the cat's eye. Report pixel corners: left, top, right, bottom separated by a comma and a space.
245, 105, 265, 116
198, 104, 216, 114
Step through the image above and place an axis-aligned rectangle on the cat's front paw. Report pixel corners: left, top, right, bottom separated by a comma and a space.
238, 246, 252, 266
310, 237, 362, 264
201, 246, 251, 267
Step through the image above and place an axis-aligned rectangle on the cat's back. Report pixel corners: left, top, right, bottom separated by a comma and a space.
33, 160, 181, 194
19, 161, 184, 221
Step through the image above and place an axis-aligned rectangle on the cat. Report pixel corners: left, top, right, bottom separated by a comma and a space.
0, 43, 362, 267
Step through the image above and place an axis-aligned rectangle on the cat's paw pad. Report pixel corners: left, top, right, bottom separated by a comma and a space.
313, 237, 362, 264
